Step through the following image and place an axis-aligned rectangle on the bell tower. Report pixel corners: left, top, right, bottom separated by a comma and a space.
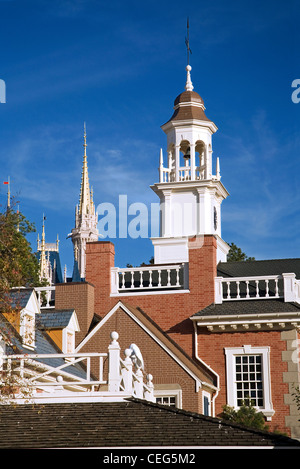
151, 64, 229, 264
71, 124, 99, 279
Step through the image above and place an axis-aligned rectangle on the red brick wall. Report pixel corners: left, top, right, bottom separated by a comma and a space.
55, 282, 95, 346
196, 328, 291, 435
85, 236, 217, 356
79, 306, 204, 414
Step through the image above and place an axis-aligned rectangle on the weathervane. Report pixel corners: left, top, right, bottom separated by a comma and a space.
185, 17, 192, 65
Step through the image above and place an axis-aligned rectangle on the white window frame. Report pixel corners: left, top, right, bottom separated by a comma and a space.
154, 389, 182, 408
202, 390, 212, 416
225, 345, 275, 421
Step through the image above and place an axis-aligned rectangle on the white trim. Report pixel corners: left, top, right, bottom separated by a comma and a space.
202, 389, 212, 416
225, 345, 275, 421
111, 289, 189, 297
154, 389, 182, 408
75, 301, 203, 390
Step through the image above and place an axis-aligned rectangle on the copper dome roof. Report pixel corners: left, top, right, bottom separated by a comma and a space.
167, 90, 212, 123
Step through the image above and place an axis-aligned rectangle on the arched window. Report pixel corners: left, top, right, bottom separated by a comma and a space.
195, 140, 206, 180
179, 140, 191, 180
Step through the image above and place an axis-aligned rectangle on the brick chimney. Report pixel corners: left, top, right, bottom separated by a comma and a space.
85, 241, 115, 315
55, 282, 95, 346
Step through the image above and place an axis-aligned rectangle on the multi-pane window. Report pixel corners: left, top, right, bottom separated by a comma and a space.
235, 355, 264, 407
225, 346, 274, 420
156, 396, 176, 407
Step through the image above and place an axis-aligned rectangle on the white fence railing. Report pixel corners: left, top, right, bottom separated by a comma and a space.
215, 273, 300, 304
0, 332, 155, 403
35, 286, 56, 309
111, 264, 186, 294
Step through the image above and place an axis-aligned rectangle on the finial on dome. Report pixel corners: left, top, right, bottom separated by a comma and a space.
185, 65, 194, 91
185, 19, 193, 91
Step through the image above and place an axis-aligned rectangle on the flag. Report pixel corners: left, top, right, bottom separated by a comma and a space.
3, 181, 9, 185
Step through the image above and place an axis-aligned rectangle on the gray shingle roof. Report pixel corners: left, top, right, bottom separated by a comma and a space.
193, 299, 300, 318
218, 258, 300, 278
38, 309, 75, 330
7, 288, 33, 309
0, 398, 298, 448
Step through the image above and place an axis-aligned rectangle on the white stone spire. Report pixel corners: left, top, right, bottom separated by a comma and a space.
71, 124, 99, 279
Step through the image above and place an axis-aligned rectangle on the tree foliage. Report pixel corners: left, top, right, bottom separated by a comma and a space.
221, 402, 268, 431
227, 242, 255, 262
0, 205, 43, 311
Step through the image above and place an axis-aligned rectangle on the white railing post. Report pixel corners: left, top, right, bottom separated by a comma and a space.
108, 331, 121, 392
110, 268, 119, 294
215, 277, 223, 304
282, 273, 296, 303
122, 349, 133, 393
295, 280, 300, 303
134, 367, 144, 399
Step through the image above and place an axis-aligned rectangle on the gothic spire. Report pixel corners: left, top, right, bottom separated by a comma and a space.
78, 123, 93, 217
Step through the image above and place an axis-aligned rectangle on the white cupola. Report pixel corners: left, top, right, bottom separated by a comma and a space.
151, 65, 229, 265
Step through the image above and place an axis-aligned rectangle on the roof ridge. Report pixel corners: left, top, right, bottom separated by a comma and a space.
126, 398, 300, 444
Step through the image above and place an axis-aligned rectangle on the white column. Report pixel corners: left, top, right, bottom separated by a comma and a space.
215, 277, 224, 304
108, 331, 121, 392
282, 273, 296, 302
161, 190, 172, 237
175, 145, 180, 182
159, 148, 163, 183
190, 143, 195, 181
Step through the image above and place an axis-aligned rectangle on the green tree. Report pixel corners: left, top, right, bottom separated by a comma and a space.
227, 242, 255, 262
0, 206, 43, 309
221, 402, 268, 431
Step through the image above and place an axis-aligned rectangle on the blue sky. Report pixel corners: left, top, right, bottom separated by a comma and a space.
0, 0, 299, 275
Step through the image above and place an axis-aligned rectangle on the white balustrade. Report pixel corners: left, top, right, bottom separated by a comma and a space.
35, 286, 56, 309
0, 331, 155, 403
111, 264, 185, 294
215, 275, 283, 304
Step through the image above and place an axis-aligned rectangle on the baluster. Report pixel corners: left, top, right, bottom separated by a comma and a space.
86, 356, 91, 382
255, 280, 259, 297
121, 271, 125, 289
46, 289, 51, 308
236, 281, 240, 299
158, 270, 161, 287
99, 356, 104, 383
131, 271, 134, 289
246, 280, 250, 299
176, 267, 180, 286
265, 279, 269, 297
37, 290, 41, 307
139, 271, 143, 288
167, 269, 171, 287
226, 281, 231, 299
149, 270, 153, 288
